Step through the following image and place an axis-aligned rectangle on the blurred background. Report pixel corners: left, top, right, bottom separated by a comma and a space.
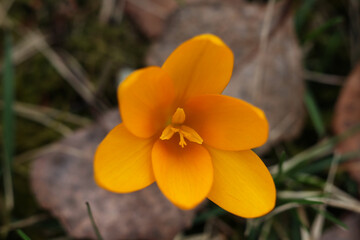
1, 0, 360, 239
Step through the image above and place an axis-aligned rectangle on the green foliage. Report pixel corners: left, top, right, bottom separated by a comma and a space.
86, 202, 103, 240
304, 88, 325, 138
16, 229, 31, 240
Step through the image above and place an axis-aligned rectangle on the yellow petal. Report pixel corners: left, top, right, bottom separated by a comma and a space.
152, 138, 213, 209
184, 94, 269, 151
94, 124, 155, 193
207, 147, 276, 218
119, 66, 176, 138
162, 34, 234, 102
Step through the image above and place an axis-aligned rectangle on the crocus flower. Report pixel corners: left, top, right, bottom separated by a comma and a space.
94, 34, 276, 218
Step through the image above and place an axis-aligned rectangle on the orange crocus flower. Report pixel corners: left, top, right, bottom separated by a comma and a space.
94, 34, 276, 218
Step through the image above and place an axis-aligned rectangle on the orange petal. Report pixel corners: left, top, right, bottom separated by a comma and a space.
207, 147, 276, 218
162, 34, 234, 103
118, 66, 176, 138
184, 94, 269, 151
94, 124, 155, 193
152, 138, 213, 209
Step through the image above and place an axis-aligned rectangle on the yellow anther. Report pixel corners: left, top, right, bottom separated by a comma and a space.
160, 125, 175, 140
160, 108, 203, 148
179, 126, 203, 145
171, 108, 186, 125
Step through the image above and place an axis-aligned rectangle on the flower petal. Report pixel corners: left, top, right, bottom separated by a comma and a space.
119, 66, 176, 138
184, 94, 268, 151
207, 147, 276, 218
162, 34, 234, 102
94, 124, 155, 193
152, 138, 213, 209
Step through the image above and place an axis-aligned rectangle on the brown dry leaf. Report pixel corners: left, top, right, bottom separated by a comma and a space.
31, 110, 196, 240
125, 0, 178, 39
146, 1, 304, 153
124, 0, 243, 39
333, 63, 360, 183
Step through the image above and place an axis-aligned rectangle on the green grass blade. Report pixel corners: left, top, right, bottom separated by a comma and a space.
298, 150, 360, 174
311, 207, 348, 230
193, 206, 226, 224
276, 151, 287, 180
270, 122, 360, 175
304, 89, 325, 138
2, 31, 15, 213
295, 0, 316, 43
16, 229, 31, 240
86, 202, 104, 240
290, 210, 301, 240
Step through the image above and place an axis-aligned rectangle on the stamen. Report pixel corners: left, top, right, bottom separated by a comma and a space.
180, 126, 203, 145
160, 125, 175, 140
160, 108, 203, 148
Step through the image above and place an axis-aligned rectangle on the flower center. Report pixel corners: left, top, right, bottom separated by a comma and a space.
160, 108, 203, 148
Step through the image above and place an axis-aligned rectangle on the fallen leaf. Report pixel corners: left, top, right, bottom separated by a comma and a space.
31, 110, 196, 240
125, 0, 178, 39
124, 0, 244, 39
333, 63, 360, 184
146, 1, 304, 153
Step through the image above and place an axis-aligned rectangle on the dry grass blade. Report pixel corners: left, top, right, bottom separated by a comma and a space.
57, 50, 97, 93
304, 70, 344, 86
259, 218, 273, 240
10, 31, 47, 66
2, 31, 15, 217
14, 143, 85, 166
18, 102, 91, 126
41, 48, 94, 107
0, 27, 46, 72
295, 173, 360, 209
26, 30, 107, 112
270, 140, 333, 175
311, 154, 340, 240
0, 101, 73, 136
113, 0, 126, 23
270, 123, 360, 175
297, 207, 311, 240
0, 27, 109, 116
277, 191, 323, 199
252, 0, 276, 104
13, 143, 58, 165
320, 198, 360, 213
263, 203, 301, 221
331, 185, 360, 205
0, 0, 14, 27
0, 101, 91, 126
0, 214, 48, 235
99, 0, 116, 24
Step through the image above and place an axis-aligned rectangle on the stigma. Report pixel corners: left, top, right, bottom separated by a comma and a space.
160, 108, 203, 148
